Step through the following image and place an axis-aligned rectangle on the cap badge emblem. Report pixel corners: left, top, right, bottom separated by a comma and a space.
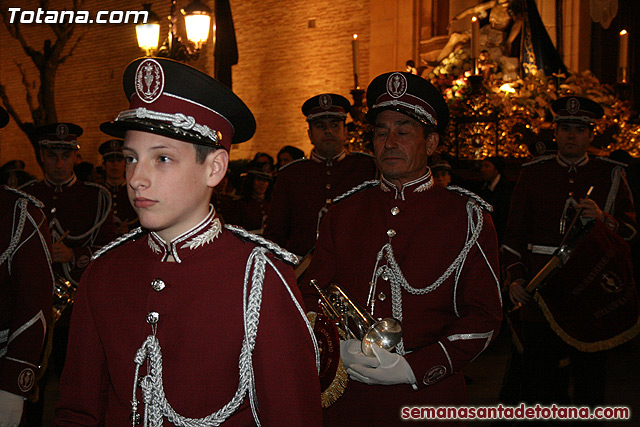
56, 124, 69, 139
135, 58, 164, 104
566, 97, 580, 115
319, 94, 332, 110
386, 72, 407, 98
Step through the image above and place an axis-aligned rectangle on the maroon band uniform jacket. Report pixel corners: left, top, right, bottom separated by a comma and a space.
104, 180, 139, 234
264, 151, 377, 256
20, 175, 116, 285
228, 195, 270, 234
304, 172, 502, 426
54, 209, 322, 426
501, 155, 637, 322
0, 186, 54, 398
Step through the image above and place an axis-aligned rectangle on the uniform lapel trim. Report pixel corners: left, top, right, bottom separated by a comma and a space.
379, 171, 434, 201
147, 206, 221, 263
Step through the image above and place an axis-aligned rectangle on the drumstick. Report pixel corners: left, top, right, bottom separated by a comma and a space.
557, 186, 594, 249
55, 230, 70, 244
509, 186, 595, 312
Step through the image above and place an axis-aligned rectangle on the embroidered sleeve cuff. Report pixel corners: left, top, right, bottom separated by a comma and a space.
0, 359, 38, 397
404, 341, 453, 389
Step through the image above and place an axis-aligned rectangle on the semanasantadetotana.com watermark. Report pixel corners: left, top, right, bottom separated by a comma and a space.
7, 7, 149, 24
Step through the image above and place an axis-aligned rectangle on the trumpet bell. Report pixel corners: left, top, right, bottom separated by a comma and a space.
310, 280, 403, 357
52, 274, 77, 322
362, 317, 403, 357
309, 279, 404, 407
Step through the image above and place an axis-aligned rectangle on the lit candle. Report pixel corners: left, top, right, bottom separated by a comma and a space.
471, 16, 480, 58
352, 34, 360, 88
619, 29, 628, 70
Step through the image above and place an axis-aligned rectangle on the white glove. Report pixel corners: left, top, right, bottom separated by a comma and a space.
340, 339, 379, 370
0, 390, 24, 427
344, 341, 418, 388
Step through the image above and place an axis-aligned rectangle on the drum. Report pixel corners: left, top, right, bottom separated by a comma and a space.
535, 221, 639, 351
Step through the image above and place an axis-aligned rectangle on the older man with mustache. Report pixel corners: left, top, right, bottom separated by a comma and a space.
304, 72, 502, 426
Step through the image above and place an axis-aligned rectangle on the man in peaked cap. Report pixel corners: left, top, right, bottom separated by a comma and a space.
21, 123, 115, 289
502, 96, 637, 411
263, 93, 377, 259
0, 107, 54, 427
55, 58, 321, 426
99, 139, 139, 235
20, 122, 116, 385
430, 159, 452, 188
227, 160, 274, 234
303, 72, 501, 426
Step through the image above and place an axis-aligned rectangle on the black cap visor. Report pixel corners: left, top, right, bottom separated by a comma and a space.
100, 118, 225, 150
366, 107, 441, 133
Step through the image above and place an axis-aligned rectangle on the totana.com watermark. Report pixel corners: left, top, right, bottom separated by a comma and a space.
7, 7, 149, 24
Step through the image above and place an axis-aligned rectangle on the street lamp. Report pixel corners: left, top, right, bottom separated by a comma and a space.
135, 4, 160, 56
136, 0, 213, 62
182, 0, 212, 50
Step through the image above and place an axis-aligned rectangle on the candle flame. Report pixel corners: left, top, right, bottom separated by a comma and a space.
500, 83, 515, 93
471, 16, 478, 22
353, 34, 358, 40
620, 29, 627, 36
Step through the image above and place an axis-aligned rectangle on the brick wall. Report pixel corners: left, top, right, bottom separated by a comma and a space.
230, 0, 370, 160
0, 0, 370, 177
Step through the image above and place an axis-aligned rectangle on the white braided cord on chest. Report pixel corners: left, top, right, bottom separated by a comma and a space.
604, 166, 622, 215
50, 184, 112, 244
0, 199, 27, 267
370, 200, 484, 355
130, 246, 319, 427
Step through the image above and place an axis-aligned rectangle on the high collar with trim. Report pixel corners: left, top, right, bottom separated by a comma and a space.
310, 149, 346, 165
147, 206, 222, 263
556, 153, 589, 172
379, 169, 434, 201
105, 179, 126, 190
44, 174, 76, 192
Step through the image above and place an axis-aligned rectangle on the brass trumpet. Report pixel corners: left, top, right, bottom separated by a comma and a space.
310, 279, 402, 356
52, 273, 77, 322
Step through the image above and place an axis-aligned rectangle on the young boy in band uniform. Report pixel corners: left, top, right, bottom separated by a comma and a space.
54, 58, 321, 426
